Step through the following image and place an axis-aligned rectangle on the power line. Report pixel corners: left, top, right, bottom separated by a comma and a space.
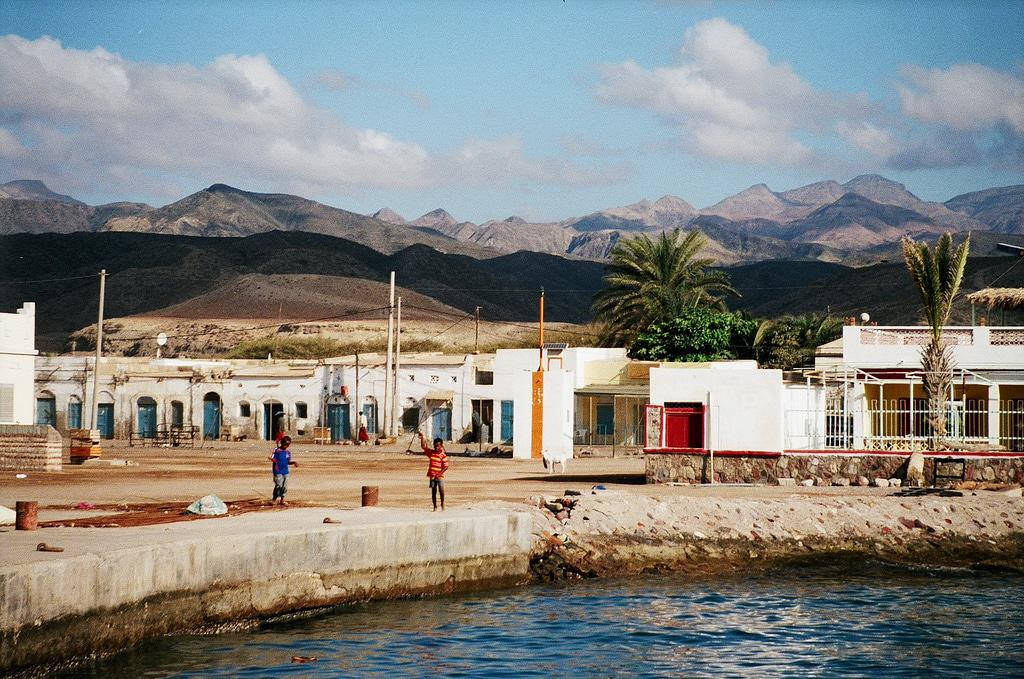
0, 274, 98, 284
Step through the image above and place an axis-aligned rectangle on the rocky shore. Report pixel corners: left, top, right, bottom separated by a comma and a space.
474, 487, 1024, 580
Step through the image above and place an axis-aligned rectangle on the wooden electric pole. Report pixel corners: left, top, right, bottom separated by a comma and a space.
89, 269, 107, 430
474, 306, 481, 354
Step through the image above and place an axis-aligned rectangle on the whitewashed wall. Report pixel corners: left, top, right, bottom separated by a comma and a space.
649, 364, 785, 453
0, 302, 37, 425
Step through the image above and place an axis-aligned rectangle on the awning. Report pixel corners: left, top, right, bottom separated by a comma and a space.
575, 383, 650, 397
424, 389, 455, 400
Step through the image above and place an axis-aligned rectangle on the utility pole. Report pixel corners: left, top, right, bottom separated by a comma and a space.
89, 269, 107, 430
474, 306, 481, 354
353, 352, 360, 443
392, 296, 401, 437
384, 271, 396, 438
531, 288, 545, 460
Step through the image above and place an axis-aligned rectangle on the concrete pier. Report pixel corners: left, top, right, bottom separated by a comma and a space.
0, 507, 531, 673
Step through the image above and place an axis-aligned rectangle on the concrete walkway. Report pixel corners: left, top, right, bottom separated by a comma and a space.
1, 506, 532, 673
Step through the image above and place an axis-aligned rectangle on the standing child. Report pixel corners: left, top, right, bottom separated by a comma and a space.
268, 435, 296, 506
417, 431, 449, 511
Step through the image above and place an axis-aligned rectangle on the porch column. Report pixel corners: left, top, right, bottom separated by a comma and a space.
988, 384, 1000, 448
852, 382, 866, 449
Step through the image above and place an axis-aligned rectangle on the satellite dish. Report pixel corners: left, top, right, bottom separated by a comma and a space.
156, 332, 168, 346
860, 313, 870, 323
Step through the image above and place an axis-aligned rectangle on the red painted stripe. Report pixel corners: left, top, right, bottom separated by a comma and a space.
643, 448, 1024, 459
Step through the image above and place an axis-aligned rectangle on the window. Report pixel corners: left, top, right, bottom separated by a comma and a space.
409, 374, 416, 382
452, 375, 458, 383
430, 375, 439, 383
0, 384, 13, 423
475, 370, 493, 385
68, 398, 83, 429
295, 402, 308, 418
239, 402, 251, 418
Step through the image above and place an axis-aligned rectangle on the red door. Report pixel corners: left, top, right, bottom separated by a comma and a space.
664, 405, 705, 449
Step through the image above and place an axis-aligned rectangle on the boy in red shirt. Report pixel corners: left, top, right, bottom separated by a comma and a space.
417, 431, 449, 511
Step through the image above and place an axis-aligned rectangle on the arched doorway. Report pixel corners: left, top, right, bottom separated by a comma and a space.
137, 397, 157, 437
203, 392, 221, 440
326, 397, 350, 442
35, 391, 56, 427
97, 391, 115, 439
263, 400, 284, 440
67, 395, 83, 430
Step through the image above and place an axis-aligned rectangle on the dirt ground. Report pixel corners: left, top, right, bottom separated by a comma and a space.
4, 440, 909, 518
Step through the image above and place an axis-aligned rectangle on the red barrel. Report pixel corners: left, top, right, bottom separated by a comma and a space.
361, 486, 379, 507
16, 501, 38, 531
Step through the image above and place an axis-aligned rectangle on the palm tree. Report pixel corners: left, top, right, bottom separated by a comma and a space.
753, 313, 844, 369
901, 233, 970, 447
593, 229, 737, 345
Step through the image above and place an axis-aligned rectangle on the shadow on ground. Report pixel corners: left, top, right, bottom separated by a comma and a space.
511, 473, 646, 485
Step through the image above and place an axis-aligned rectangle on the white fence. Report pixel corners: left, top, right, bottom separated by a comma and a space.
785, 397, 1024, 452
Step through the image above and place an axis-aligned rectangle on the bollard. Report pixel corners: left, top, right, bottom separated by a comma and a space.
16, 501, 38, 531
361, 486, 379, 507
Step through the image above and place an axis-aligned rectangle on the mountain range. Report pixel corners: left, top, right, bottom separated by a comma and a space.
1, 177, 1022, 266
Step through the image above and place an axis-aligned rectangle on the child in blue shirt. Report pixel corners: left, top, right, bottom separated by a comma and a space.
268, 436, 296, 506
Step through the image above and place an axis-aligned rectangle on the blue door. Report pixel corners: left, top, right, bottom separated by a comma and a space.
362, 403, 378, 434
431, 407, 452, 441
35, 397, 56, 426
328, 403, 351, 442
596, 404, 615, 436
137, 399, 157, 437
203, 394, 221, 440
97, 403, 114, 439
68, 401, 82, 430
500, 400, 514, 443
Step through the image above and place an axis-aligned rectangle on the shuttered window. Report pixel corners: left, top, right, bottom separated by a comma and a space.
0, 384, 14, 423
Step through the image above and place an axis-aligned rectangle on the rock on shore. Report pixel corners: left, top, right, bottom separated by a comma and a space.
472, 489, 1024, 580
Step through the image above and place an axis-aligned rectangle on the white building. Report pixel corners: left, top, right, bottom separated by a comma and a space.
0, 302, 37, 425
495, 346, 634, 460
807, 325, 1024, 452
33, 352, 499, 445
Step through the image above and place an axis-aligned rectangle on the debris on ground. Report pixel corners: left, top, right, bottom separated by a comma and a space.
0, 505, 15, 525
75, 502, 97, 510
36, 543, 64, 552
185, 495, 228, 516
323, 517, 342, 524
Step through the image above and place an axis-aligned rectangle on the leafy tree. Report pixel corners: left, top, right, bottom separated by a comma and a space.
901, 233, 970, 446
754, 313, 844, 370
628, 307, 757, 362
593, 229, 737, 345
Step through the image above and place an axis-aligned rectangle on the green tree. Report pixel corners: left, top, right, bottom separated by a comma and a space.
593, 229, 737, 345
901, 233, 970, 446
628, 307, 757, 362
754, 313, 844, 370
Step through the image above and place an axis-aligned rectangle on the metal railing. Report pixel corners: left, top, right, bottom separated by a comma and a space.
785, 398, 1024, 452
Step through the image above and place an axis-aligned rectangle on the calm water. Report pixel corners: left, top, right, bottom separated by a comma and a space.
62, 565, 1024, 678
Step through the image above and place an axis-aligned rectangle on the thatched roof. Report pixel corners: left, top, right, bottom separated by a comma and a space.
966, 287, 1024, 310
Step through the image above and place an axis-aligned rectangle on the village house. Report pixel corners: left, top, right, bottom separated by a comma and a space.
0, 302, 37, 425
33, 352, 498, 445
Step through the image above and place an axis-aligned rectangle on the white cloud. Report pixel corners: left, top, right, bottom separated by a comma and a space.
0, 35, 613, 201
898, 63, 1024, 135
595, 18, 864, 167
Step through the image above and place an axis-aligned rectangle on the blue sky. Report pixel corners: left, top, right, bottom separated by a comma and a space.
0, 0, 1021, 222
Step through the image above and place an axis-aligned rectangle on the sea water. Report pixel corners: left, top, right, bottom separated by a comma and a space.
62, 564, 1024, 678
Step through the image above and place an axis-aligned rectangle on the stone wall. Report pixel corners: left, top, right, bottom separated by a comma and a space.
0, 424, 62, 472
646, 452, 1024, 486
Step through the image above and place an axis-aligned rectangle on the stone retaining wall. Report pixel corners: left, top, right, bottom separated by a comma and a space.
646, 451, 1024, 486
0, 424, 62, 472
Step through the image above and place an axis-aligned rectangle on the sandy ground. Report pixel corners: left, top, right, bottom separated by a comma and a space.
2, 439, 936, 514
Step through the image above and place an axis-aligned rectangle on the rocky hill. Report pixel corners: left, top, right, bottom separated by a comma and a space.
945, 185, 1024, 234
2, 177, 1022, 266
